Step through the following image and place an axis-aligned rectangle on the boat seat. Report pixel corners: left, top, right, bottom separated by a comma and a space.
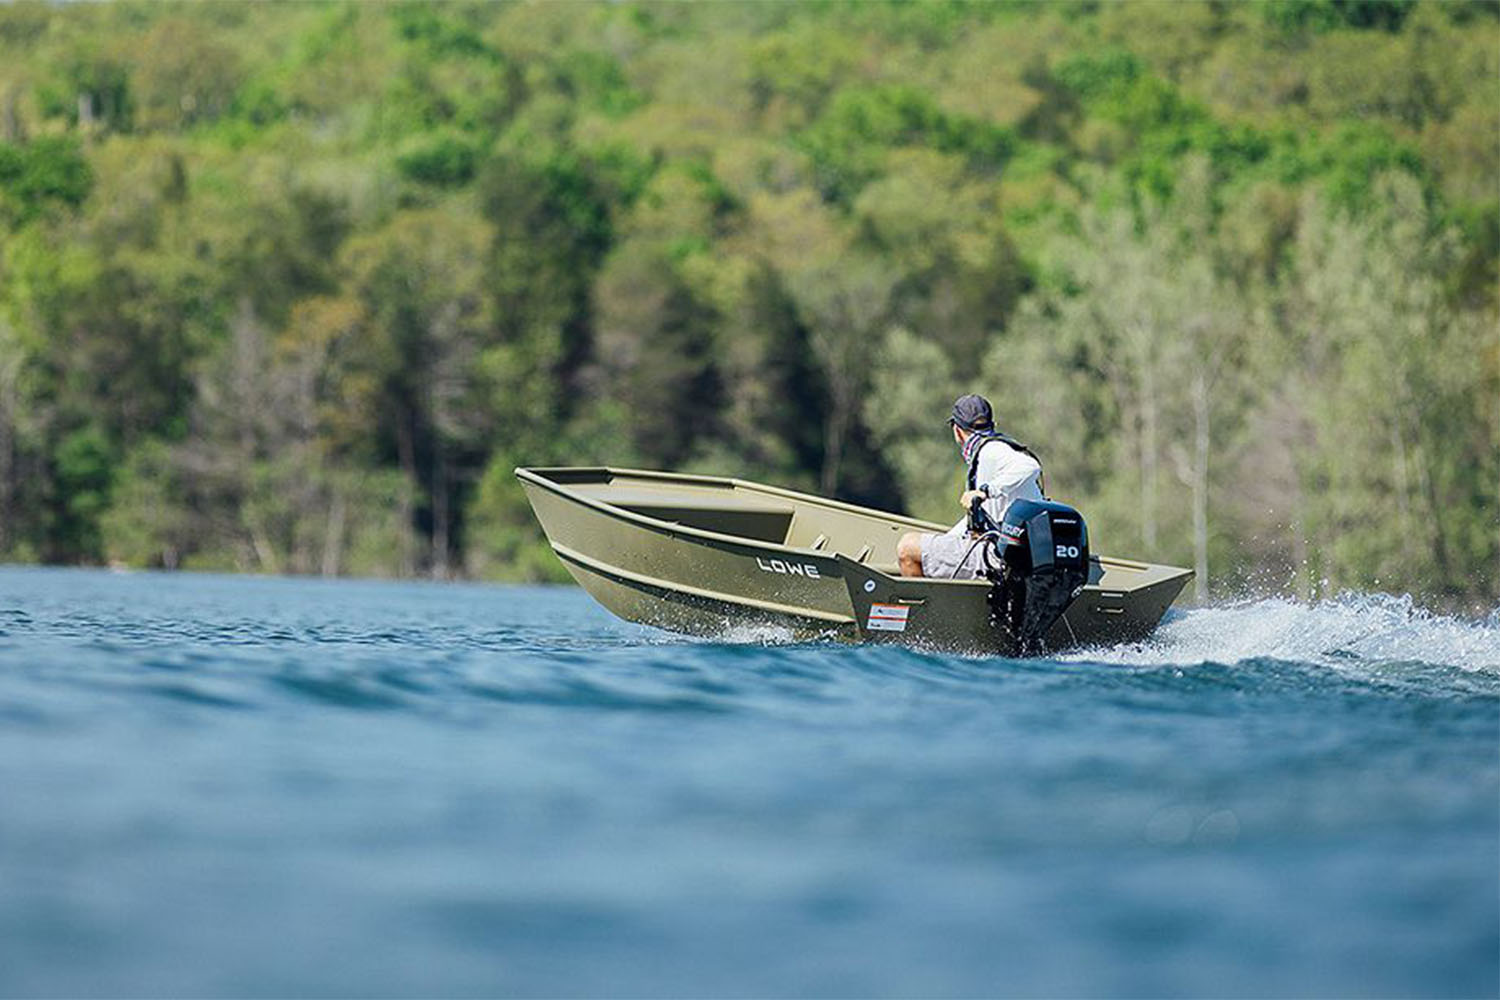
585, 488, 796, 544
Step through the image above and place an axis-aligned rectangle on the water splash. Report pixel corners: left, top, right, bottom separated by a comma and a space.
712, 621, 800, 645
1069, 592, 1500, 673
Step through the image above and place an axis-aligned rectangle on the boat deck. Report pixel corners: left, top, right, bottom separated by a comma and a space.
569, 470, 928, 568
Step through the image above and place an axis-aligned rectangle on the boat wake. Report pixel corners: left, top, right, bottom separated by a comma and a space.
690, 591, 1500, 682
1066, 592, 1500, 674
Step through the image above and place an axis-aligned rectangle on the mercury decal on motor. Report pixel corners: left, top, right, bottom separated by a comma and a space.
756, 557, 821, 579
866, 603, 910, 632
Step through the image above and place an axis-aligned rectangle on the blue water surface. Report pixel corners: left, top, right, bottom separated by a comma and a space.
0, 567, 1495, 998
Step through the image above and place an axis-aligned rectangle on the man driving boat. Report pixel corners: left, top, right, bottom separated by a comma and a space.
896, 393, 1046, 578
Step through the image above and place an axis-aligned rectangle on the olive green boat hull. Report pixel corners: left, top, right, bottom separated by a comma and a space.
516, 466, 1192, 654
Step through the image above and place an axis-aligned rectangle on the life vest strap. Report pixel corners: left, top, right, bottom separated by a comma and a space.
967, 432, 1047, 496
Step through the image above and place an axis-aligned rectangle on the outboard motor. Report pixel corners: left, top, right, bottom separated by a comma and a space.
976, 498, 1090, 657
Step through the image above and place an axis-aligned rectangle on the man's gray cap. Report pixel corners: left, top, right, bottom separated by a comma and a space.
949, 393, 994, 431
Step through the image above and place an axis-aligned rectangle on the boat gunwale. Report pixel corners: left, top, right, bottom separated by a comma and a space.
515, 465, 1191, 588
518, 463, 940, 546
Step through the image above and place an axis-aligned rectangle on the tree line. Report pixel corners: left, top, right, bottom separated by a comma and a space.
0, 1, 1495, 608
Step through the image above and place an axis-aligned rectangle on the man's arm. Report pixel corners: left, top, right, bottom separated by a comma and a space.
968, 446, 1042, 521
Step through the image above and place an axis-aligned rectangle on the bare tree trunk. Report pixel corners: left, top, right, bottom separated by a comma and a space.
0, 363, 14, 556
1293, 503, 1310, 601
798, 262, 891, 498
1413, 433, 1453, 587
288, 367, 311, 576
1125, 319, 1161, 553
821, 394, 847, 495
1136, 407, 1151, 549
1134, 374, 1158, 554
291, 450, 315, 576
395, 414, 418, 578
1142, 361, 1159, 551
228, 300, 274, 571
431, 446, 450, 580
321, 489, 345, 578
1390, 418, 1411, 540
245, 514, 280, 574
1191, 371, 1209, 603
1, 86, 19, 142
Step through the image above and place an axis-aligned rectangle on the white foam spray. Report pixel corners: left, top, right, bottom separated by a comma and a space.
712, 621, 800, 646
1065, 592, 1500, 673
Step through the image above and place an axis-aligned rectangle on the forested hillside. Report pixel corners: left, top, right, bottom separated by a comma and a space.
0, 1, 1495, 606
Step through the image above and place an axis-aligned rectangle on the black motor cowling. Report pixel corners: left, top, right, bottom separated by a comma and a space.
981, 498, 1090, 657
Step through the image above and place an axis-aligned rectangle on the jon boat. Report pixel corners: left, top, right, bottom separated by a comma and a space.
516, 466, 1192, 654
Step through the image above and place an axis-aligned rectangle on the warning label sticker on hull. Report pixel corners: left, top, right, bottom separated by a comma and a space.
866, 603, 910, 632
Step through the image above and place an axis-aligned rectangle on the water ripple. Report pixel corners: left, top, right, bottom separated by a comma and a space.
0, 568, 1492, 998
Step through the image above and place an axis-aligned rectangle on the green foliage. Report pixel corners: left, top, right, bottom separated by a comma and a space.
50, 425, 114, 561
1053, 48, 1147, 104
129, 17, 244, 132
747, 28, 856, 122
1261, 0, 1417, 33
1051, 43, 1440, 214
230, 78, 289, 128
864, 327, 960, 524
1298, 122, 1426, 209
0, 136, 93, 223
0, 0, 1492, 606
555, 50, 644, 119
593, 240, 723, 467
35, 46, 133, 132
392, 4, 496, 62
800, 85, 1015, 204
228, 185, 351, 324
100, 438, 186, 569
397, 133, 480, 187
465, 454, 571, 582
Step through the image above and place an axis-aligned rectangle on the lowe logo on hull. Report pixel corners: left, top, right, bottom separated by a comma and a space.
756, 557, 821, 579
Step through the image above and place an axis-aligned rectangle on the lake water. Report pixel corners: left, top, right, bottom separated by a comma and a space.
0, 567, 1495, 997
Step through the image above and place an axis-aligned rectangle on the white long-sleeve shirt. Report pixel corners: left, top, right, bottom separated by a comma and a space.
945, 437, 1045, 536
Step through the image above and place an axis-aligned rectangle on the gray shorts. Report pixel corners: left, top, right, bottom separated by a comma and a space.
919, 531, 990, 579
